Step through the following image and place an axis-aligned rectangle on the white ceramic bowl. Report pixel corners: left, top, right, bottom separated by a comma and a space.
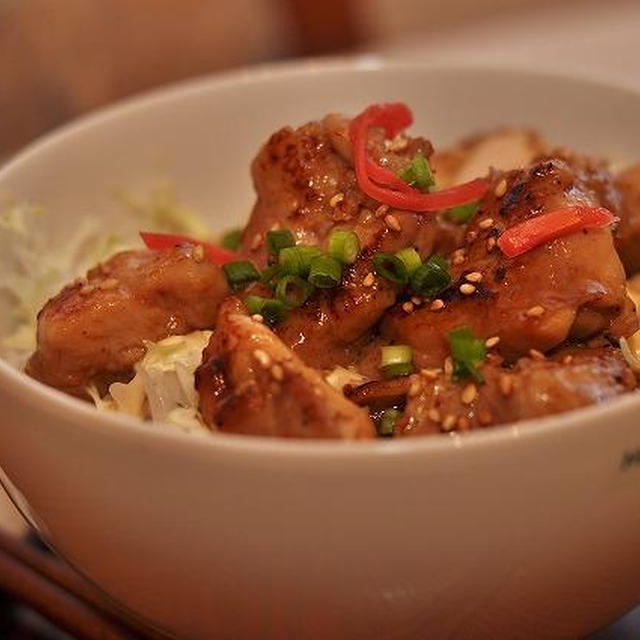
1, 59, 640, 640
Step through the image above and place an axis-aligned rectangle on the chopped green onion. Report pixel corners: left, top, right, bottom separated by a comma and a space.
266, 229, 295, 255
380, 345, 414, 378
260, 264, 282, 289
221, 228, 242, 251
379, 408, 401, 437
278, 245, 323, 277
275, 275, 314, 307
328, 230, 360, 265
373, 252, 409, 285
448, 326, 487, 384
395, 247, 422, 276
308, 255, 343, 288
223, 260, 260, 290
410, 254, 451, 298
245, 295, 266, 316
399, 152, 435, 192
382, 363, 415, 377
245, 295, 288, 325
446, 202, 479, 224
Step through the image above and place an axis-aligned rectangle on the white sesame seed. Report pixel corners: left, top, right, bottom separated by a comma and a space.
478, 217, 495, 230
465, 271, 483, 283
385, 213, 402, 232
525, 305, 545, 318
271, 364, 284, 381
563, 355, 574, 365
485, 336, 500, 348
402, 301, 415, 314
467, 231, 478, 243
499, 373, 513, 396
251, 314, 264, 323
486, 237, 497, 252
442, 414, 457, 431
421, 368, 441, 380
430, 298, 445, 311
459, 283, 476, 295
444, 357, 454, 376
99, 278, 119, 291
193, 245, 205, 263
461, 383, 478, 405
411, 296, 422, 306
363, 272, 375, 287
529, 348, 546, 361
408, 378, 422, 397
253, 349, 271, 368
251, 233, 263, 250
329, 193, 345, 208
428, 408, 441, 423
375, 204, 389, 217
495, 178, 508, 198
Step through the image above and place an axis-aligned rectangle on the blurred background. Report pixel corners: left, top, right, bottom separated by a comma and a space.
2, 0, 640, 156
1, 0, 640, 637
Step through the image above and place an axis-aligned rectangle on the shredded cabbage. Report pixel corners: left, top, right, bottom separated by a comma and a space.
0, 183, 211, 367
325, 366, 368, 391
89, 331, 212, 433
115, 182, 212, 240
0, 200, 132, 364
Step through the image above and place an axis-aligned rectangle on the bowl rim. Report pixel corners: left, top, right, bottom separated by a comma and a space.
1, 55, 640, 461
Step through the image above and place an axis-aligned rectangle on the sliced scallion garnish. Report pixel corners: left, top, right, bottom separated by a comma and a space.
328, 229, 360, 265
379, 408, 401, 437
278, 245, 323, 277
446, 202, 479, 224
395, 247, 422, 276
221, 228, 242, 251
308, 255, 342, 288
410, 254, 451, 298
245, 295, 288, 325
275, 275, 314, 307
266, 229, 295, 255
260, 264, 282, 289
448, 326, 487, 384
222, 260, 260, 290
373, 252, 409, 285
399, 152, 435, 192
380, 345, 414, 378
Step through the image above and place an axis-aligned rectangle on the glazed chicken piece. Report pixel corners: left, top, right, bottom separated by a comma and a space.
239, 113, 461, 368
431, 128, 549, 188
26, 246, 228, 396
382, 158, 638, 369
240, 113, 457, 266
395, 346, 636, 435
195, 298, 375, 439
614, 165, 640, 275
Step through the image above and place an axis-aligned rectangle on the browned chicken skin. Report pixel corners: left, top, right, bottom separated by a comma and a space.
26, 246, 228, 395
382, 158, 638, 369
26, 116, 640, 439
614, 165, 640, 276
195, 298, 374, 439
396, 346, 636, 436
240, 114, 461, 368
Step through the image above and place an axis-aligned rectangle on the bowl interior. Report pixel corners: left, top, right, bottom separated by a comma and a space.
1, 58, 640, 423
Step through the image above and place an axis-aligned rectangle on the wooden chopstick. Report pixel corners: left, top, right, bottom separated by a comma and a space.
0, 529, 171, 639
